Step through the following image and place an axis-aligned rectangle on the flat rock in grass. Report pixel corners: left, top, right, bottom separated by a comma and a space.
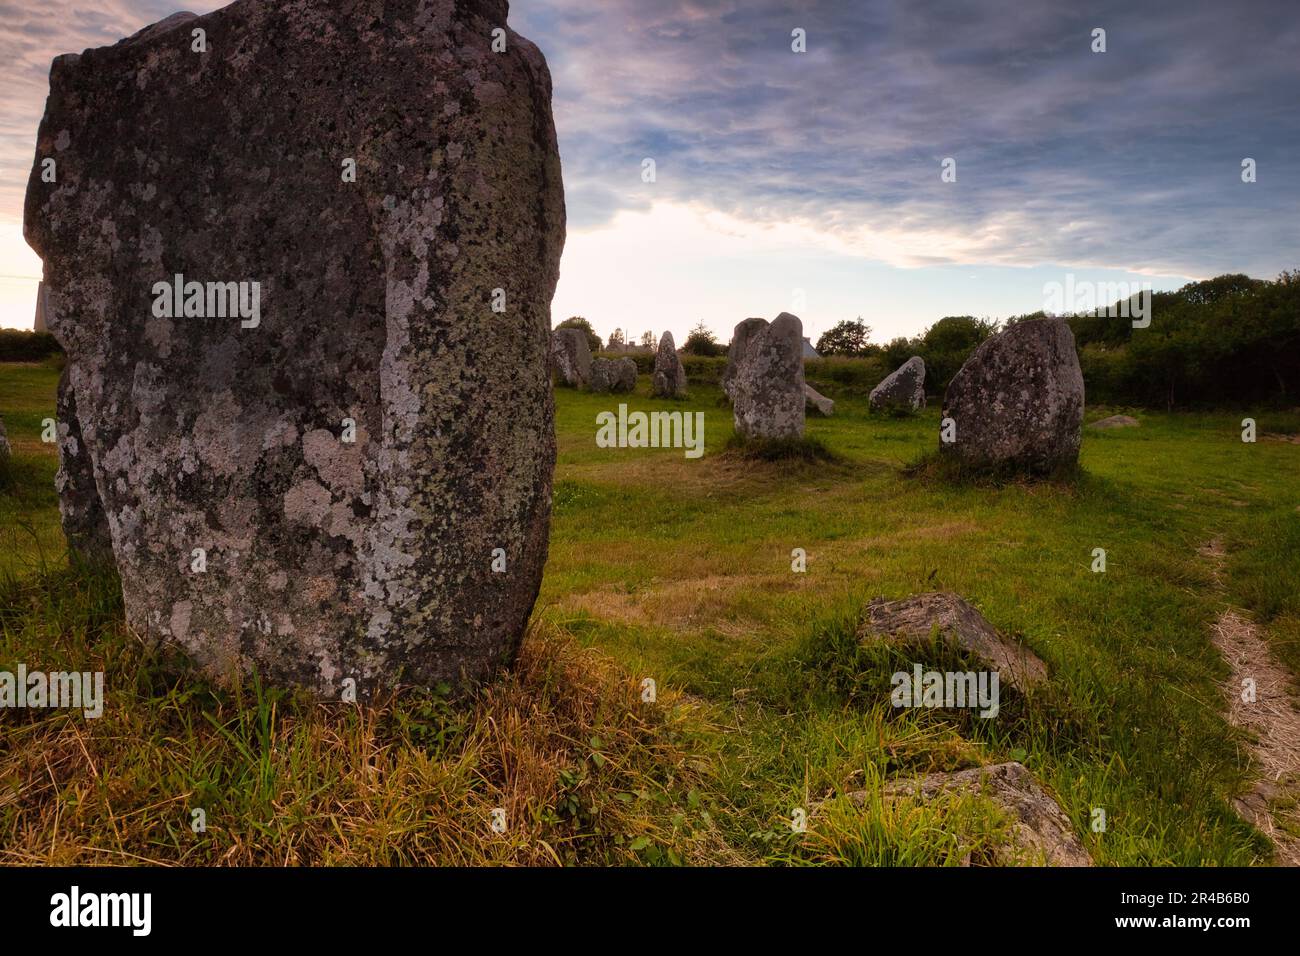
551, 328, 592, 388
651, 331, 687, 398
859, 592, 1048, 691
721, 316, 769, 401
24, 0, 565, 697
0, 415, 11, 467
732, 312, 806, 441
871, 762, 1092, 866
805, 383, 834, 417
941, 318, 1084, 474
1089, 414, 1139, 429
55, 365, 114, 564
869, 355, 926, 413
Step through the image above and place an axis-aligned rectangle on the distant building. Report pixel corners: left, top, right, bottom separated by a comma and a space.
33, 281, 48, 333
802, 336, 821, 359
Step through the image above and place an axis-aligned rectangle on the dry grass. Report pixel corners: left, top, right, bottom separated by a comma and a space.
0, 574, 738, 865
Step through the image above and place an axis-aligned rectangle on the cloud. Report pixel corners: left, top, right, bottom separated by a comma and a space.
516, 0, 1300, 278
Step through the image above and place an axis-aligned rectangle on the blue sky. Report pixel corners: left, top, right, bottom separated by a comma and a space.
3, 0, 1298, 344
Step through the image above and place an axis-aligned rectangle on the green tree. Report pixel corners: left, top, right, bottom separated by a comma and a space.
683, 321, 722, 357
556, 316, 601, 353
815, 317, 872, 356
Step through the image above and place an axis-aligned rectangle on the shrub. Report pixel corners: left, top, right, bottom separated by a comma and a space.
0, 330, 62, 362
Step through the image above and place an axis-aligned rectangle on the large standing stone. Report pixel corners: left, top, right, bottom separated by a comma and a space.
651, 331, 687, 398
721, 317, 769, 401
55, 365, 114, 564
732, 312, 805, 441
551, 327, 592, 388
23, 0, 565, 697
869, 355, 926, 413
941, 319, 1084, 474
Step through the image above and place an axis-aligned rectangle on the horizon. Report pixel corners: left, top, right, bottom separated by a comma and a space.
2, 0, 1297, 343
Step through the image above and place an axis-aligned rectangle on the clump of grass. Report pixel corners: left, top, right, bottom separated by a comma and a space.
724, 433, 839, 463
794, 780, 1019, 866
905, 448, 1083, 487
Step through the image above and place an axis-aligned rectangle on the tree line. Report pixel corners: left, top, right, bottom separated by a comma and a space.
810, 272, 1300, 408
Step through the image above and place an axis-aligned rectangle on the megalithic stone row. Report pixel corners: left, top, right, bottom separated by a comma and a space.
732, 312, 806, 441
940, 318, 1084, 474
23, 0, 566, 698
651, 331, 687, 398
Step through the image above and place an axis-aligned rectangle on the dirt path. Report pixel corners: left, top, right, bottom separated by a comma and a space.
1199, 539, 1300, 865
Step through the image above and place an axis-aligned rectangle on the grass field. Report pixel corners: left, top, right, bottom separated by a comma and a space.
2, 358, 1298, 865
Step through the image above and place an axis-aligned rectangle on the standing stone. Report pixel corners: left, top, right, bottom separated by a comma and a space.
587, 356, 635, 394
23, 0, 565, 697
732, 312, 805, 441
551, 327, 592, 388
804, 383, 834, 417
614, 357, 637, 393
869, 356, 926, 413
651, 331, 687, 398
55, 364, 115, 564
722, 317, 769, 401
940, 319, 1084, 474
34, 281, 48, 333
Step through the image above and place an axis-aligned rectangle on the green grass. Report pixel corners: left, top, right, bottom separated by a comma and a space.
2, 361, 1298, 865
0, 357, 63, 578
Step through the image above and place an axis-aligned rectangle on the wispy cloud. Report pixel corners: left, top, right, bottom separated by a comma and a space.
514, 0, 1300, 277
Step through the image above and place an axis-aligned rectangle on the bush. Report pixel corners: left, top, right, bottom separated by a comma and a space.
683, 321, 724, 357
0, 330, 62, 362
802, 355, 890, 395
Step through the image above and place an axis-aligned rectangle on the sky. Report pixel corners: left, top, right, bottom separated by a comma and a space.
2, 0, 1298, 346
